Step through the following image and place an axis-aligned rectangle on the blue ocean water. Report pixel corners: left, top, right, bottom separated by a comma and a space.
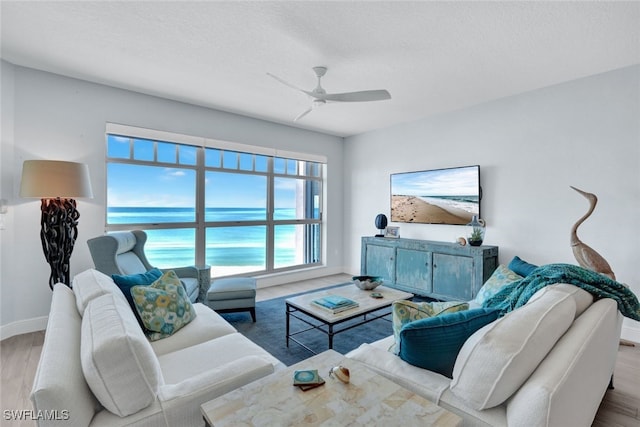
107, 207, 298, 271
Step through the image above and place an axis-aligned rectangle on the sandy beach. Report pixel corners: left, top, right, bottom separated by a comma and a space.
391, 195, 472, 225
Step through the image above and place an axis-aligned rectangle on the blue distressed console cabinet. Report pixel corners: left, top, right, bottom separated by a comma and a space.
360, 237, 498, 301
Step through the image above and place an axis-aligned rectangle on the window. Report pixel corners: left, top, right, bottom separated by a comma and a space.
105, 126, 324, 278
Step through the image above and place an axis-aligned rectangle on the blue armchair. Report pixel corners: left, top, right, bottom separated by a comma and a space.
87, 230, 209, 303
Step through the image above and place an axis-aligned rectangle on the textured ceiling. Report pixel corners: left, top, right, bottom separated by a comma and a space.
2, 1, 639, 137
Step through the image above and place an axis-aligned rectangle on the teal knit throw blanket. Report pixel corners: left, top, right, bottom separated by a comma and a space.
482, 263, 640, 321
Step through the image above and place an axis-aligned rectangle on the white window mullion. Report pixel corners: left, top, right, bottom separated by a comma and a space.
195, 146, 206, 266
266, 157, 275, 271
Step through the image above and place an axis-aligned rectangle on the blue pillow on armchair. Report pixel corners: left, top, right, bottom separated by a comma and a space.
398, 308, 500, 378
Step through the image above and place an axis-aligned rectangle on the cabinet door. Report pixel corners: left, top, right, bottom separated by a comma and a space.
396, 248, 431, 293
364, 244, 395, 283
432, 253, 474, 300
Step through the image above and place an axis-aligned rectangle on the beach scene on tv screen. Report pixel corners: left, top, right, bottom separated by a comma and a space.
391, 166, 480, 225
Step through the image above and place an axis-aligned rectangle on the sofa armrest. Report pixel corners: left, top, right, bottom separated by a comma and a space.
158, 355, 274, 426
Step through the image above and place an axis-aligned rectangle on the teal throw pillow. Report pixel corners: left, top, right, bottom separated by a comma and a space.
473, 265, 523, 306
508, 256, 539, 277
399, 308, 500, 378
112, 268, 163, 308
391, 300, 469, 354
131, 270, 196, 341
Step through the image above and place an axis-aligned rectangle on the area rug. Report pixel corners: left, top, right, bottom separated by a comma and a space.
220, 284, 393, 366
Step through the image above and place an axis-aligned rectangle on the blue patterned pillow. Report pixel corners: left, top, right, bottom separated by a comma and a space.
399, 308, 500, 378
131, 270, 196, 341
473, 265, 523, 306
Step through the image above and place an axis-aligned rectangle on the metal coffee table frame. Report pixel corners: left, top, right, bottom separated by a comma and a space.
285, 286, 413, 354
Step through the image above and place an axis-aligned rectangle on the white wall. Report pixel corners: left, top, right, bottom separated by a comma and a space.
344, 65, 640, 341
0, 61, 344, 338
3, 61, 639, 342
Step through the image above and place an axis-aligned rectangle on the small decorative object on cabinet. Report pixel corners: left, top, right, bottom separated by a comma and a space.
374, 214, 388, 237
361, 237, 498, 301
466, 215, 486, 246
384, 226, 400, 238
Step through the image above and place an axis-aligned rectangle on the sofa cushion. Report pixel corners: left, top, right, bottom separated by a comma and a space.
508, 255, 539, 277
72, 268, 124, 315
81, 293, 164, 417
347, 341, 452, 403
157, 332, 281, 383
450, 287, 576, 410
131, 270, 196, 341
150, 303, 237, 356
398, 308, 500, 378
473, 264, 522, 306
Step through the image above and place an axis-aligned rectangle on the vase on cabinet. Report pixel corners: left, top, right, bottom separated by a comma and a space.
466, 215, 486, 246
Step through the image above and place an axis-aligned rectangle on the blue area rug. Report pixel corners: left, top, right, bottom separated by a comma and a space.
220, 284, 393, 366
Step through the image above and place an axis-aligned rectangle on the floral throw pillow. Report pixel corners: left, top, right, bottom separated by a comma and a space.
390, 300, 469, 354
131, 270, 196, 341
473, 265, 523, 306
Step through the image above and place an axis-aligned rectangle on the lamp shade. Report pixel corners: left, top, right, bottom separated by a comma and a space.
20, 160, 93, 199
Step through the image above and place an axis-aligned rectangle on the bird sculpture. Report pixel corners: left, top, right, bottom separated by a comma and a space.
570, 186, 616, 280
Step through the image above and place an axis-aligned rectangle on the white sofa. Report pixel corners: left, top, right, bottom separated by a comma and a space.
347, 283, 623, 427
31, 269, 284, 427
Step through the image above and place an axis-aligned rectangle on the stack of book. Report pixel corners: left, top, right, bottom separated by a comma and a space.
310, 294, 359, 314
293, 369, 325, 391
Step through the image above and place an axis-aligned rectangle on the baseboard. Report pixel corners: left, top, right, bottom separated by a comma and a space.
256, 266, 345, 288
0, 315, 47, 341
621, 324, 640, 344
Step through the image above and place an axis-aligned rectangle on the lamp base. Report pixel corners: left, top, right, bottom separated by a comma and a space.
40, 198, 79, 289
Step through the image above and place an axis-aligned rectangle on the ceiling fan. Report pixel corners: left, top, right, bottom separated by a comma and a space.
267, 66, 391, 121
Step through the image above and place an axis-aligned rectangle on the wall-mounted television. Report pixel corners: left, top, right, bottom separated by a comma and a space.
390, 165, 481, 225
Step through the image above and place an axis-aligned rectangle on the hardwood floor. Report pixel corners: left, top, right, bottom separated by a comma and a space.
1, 273, 638, 426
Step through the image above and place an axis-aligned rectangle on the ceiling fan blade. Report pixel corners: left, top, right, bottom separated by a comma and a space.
266, 72, 313, 96
322, 90, 391, 102
293, 107, 313, 122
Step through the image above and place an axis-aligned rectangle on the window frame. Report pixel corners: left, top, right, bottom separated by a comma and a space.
104, 123, 325, 277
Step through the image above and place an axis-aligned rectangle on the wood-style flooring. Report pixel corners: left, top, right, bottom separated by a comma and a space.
1, 273, 638, 426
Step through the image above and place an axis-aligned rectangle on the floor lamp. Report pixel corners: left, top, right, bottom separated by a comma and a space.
20, 160, 93, 289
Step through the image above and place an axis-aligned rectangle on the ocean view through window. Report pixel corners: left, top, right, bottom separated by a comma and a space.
105, 125, 324, 278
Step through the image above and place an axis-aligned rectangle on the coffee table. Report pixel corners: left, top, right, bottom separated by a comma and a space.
285, 284, 413, 354
201, 350, 462, 426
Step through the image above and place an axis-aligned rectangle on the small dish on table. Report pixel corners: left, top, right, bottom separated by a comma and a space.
352, 275, 383, 291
